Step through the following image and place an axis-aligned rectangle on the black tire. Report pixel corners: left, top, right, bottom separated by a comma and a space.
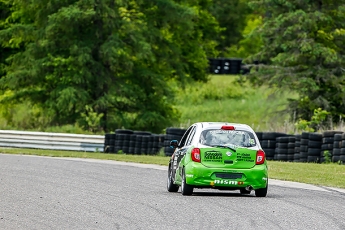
240, 188, 251, 195
288, 143, 295, 149
263, 148, 275, 157
333, 141, 341, 149
181, 169, 193, 196
300, 146, 308, 152
276, 136, 290, 143
308, 140, 322, 148
288, 136, 296, 142
166, 127, 186, 136
321, 144, 333, 150
294, 147, 300, 153
307, 156, 320, 163
309, 133, 322, 141
277, 143, 288, 149
334, 134, 343, 141
255, 184, 268, 197
288, 149, 295, 154
115, 129, 134, 134
301, 132, 310, 139
341, 148, 345, 155
333, 148, 341, 156
295, 134, 301, 141
262, 132, 286, 140
275, 154, 288, 161
300, 151, 308, 158
322, 137, 334, 144
167, 166, 179, 192
323, 130, 343, 137
332, 156, 340, 163
261, 140, 276, 149
308, 148, 321, 156
276, 148, 288, 154
133, 131, 152, 135
300, 139, 309, 145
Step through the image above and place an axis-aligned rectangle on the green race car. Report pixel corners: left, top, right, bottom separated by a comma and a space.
167, 122, 268, 197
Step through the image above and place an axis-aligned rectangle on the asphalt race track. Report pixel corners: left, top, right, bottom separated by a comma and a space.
1, 154, 345, 230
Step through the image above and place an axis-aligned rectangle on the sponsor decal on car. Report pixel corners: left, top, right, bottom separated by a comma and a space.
236, 152, 254, 162
204, 151, 222, 162
213, 179, 242, 185
209, 130, 246, 135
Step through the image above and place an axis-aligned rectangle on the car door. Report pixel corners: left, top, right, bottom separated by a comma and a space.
171, 126, 194, 178
174, 125, 197, 181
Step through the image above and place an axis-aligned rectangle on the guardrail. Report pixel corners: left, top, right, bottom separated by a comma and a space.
0, 130, 104, 152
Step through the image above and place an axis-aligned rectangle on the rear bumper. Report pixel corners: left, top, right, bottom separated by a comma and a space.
184, 162, 268, 190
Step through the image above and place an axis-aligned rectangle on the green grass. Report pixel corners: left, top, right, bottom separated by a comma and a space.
173, 75, 297, 132
2, 147, 345, 189
268, 161, 345, 189
0, 148, 170, 166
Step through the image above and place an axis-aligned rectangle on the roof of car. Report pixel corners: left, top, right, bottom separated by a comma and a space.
195, 122, 253, 131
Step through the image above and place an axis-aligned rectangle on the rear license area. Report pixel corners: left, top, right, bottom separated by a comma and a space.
201, 147, 257, 169
214, 172, 243, 179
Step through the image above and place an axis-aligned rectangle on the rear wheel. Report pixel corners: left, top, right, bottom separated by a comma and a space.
167, 166, 179, 192
181, 169, 193, 196
255, 184, 268, 197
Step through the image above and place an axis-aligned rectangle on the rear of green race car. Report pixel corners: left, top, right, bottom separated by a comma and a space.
175, 145, 268, 194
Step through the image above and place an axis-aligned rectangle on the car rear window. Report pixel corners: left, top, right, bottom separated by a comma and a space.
199, 129, 257, 147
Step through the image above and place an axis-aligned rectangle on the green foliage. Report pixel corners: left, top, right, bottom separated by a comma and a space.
295, 108, 330, 132
323, 150, 331, 164
227, 13, 263, 58
0, 0, 220, 133
209, 0, 252, 56
79, 105, 104, 133
174, 75, 294, 131
175, 78, 244, 104
246, 0, 345, 123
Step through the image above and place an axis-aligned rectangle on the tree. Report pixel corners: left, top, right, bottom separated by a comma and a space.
0, 0, 13, 78
0, 0, 219, 133
209, 0, 252, 56
226, 13, 263, 58
246, 0, 345, 123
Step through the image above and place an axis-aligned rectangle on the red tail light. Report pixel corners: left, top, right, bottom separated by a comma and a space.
191, 148, 201, 163
221, 125, 235, 130
256, 150, 265, 165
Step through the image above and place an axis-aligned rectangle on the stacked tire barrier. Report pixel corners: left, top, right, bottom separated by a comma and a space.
332, 133, 342, 162
104, 129, 165, 155
275, 136, 290, 161
164, 127, 187, 156
321, 131, 342, 163
259, 132, 286, 160
299, 132, 309, 162
340, 133, 345, 163
307, 133, 322, 163
294, 135, 301, 162
103, 127, 345, 164
256, 130, 345, 164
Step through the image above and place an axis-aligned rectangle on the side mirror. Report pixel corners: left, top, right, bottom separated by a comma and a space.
170, 140, 179, 148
